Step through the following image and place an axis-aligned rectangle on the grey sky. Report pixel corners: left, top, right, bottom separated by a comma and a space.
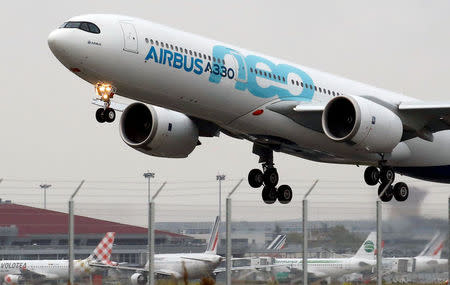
0, 1, 448, 224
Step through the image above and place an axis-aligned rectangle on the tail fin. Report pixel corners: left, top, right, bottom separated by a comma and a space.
87, 232, 116, 264
354, 232, 377, 259
267, 235, 286, 250
205, 216, 220, 254
418, 232, 446, 259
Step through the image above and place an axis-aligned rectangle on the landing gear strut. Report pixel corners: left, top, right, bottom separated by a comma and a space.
248, 144, 293, 205
364, 165, 409, 202
94, 83, 116, 123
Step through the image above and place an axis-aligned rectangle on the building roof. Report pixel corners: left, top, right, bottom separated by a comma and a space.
0, 203, 189, 238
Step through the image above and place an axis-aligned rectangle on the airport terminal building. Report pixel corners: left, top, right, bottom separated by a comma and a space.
0, 201, 194, 265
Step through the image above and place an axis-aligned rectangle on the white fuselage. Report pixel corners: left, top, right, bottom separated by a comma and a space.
47, 14, 450, 182
273, 257, 375, 279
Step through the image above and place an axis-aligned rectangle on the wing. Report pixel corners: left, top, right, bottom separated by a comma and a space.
267, 98, 450, 142
180, 256, 221, 263
19, 267, 49, 280
90, 263, 146, 272
213, 264, 288, 273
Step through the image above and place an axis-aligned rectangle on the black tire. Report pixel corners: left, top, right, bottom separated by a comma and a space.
263, 168, 279, 187
393, 182, 409, 202
378, 183, 393, 202
380, 167, 395, 184
277, 185, 293, 204
95, 108, 106, 123
104, 108, 116, 123
261, 186, 277, 204
364, 166, 380, 186
248, 169, 264, 188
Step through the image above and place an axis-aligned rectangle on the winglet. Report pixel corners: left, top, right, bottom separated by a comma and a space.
205, 216, 220, 254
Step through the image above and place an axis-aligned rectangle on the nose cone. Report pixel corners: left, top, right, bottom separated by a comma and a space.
48, 29, 64, 57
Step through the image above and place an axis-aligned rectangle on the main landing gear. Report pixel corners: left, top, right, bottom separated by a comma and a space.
248, 144, 293, 205
364, 166, 409, 202
95, 83, 116, 123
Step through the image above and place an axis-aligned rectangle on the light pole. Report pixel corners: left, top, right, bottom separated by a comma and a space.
143, 171, 155, 203
226, 178, 243, 285
376, 200, 382, 285
39, 184, 52, 209
303, 180, 318, 285
216, 174, 226, 219
68, 180, 85, 285
147, 182, 166, 285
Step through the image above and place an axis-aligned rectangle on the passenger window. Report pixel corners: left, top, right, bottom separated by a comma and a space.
291, 79, 295, 84
328, 90, 331, 95
161, 42, 164, 47
269, 74, 272, 78
278, 75, 281, 80
213, 57, 216, 62
264, 72, 267, 76
170, 44, 174, 50
296, 81, 299, 86
301, 82, 304, 87
259, 70, 263, 75
175, 46, 178, 51
156, 41, 159, 46
319, 87, 322, 92
305, 83, 308, 89
150, 39, 154, 45
165, 43, 169, 48
208, 55, 211, 61
203, 54, 207, 60
332, 91, 335, 96
250, 68, 254, 73
185, 48, 188, 54
283, 77, 286, 82
189, 50, 193, 56
314, 86, 317, 91
222, 59, 225, 64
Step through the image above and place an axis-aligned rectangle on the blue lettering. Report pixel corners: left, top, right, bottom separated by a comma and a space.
183, 55, 194, 72
193, 58, 203, 75
158, 48, 164, 64
145, 46, 158, 62
173, 53, 183, 69
164, 50, 173, 67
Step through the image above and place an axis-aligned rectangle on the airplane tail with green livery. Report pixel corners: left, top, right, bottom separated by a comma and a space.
353, 232, 377, 259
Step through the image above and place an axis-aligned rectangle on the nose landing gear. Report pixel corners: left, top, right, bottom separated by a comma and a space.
94, 83, 116, 123
248, 144, 293, 205
364, 165, 409, 202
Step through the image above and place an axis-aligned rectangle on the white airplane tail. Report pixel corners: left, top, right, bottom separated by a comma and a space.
418, 232, 446, 259
354, 232, 377, 259
205, 216, 220, 254
267, 234, 286, 250
87, 232, 116, 264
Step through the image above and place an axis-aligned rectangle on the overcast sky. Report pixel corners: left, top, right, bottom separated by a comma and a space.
0, 1, 449, 224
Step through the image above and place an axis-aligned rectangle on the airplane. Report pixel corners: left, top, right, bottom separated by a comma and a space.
0, 232, 115, 284
48, 14, 450, 204
384, 232, 448, 274
95, 217, 222, 284
269, 232, 377, 282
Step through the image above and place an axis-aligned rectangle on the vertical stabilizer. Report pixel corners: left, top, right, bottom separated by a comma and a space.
87, 232, 116, 264
267, 235, 287, 250
354, 232, 377, 259
418, 232, 446, 259
205, 216, 220, 254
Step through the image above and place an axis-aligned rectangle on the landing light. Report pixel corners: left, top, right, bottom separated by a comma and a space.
95, 83, 115, 102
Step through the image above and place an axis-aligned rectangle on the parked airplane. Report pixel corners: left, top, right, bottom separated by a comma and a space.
385, 232, 448, 273
48, 14, 450, 204
96, 217, 221, 284
271, 232, 377, 282
0, 232, 115, 284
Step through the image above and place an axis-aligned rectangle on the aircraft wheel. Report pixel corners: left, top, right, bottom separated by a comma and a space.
95, 108, 106, 123
104, 108, 116, 123
364, 166, 380, 186
393, 182, 409, 202
277, 185, 293, 204
263, 168, 279, 187
248, 169, 264, 188
380, 167, 395, 184
262, 186, 277, 204
378, 183, 393, 202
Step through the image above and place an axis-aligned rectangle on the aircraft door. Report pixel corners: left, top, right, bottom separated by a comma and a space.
120, 22, 138, 54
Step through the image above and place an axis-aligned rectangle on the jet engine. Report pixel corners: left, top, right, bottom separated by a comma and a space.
322, 95, 403, 153
4, 274, 24, 284
130, 273, 147, 285
120, 103, 199, 158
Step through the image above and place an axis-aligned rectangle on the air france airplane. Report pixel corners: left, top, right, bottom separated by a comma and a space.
48, 14, 450, 204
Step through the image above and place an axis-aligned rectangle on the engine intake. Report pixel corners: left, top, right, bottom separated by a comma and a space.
120, 103, 199, 158
130, 273, 147, 285
322, 95, 403, 153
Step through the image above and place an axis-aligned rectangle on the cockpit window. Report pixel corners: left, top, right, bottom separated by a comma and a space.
60, 21, 101, 34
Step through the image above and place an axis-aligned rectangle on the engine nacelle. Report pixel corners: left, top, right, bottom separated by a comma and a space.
4, 275, 24, 284
322, 95, 403, 153
120, 103, 199, 158
130, 273, 147, 285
